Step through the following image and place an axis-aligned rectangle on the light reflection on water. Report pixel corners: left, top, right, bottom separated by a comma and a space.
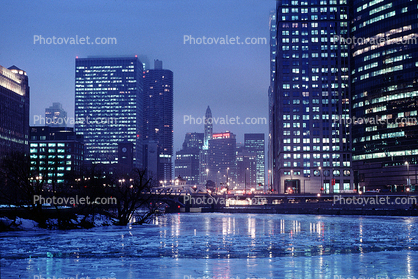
1, 213, 417, 278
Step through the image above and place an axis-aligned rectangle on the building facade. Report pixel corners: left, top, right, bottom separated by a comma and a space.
350, 0, 418, 191
244, 133, 265, 188
143, 60, 173, 183
273, 0, 353, 193
268, 10, 277, 193
175, 132, 204, 184
0, 65, 29, 158
236, 145, 257, 191
29, 126, 84, 186
74, 56, 144, 168
208, 132, 237, 188
45, 102, 67, 127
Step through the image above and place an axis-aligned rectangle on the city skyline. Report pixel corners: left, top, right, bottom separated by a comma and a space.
0, 0, 270, 155
2, 1, 418, 278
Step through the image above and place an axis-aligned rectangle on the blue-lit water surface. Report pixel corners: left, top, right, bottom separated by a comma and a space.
1, 213, 417, 278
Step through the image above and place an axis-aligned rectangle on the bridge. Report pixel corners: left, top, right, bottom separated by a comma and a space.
144, 190, 418, 215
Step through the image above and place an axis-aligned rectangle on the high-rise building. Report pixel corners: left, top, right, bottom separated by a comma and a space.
208, 132, 237, 188
204, 106, 213, 149
350, 0, 418, 191
244, 133, 265, 188
268, 10, 277, 192
29, 126, 84, 186
75, 56, 144, 168
45, 102, 67, 127
175, 133, 204, 184
143, 60, 173, 182
199, 106, 213, 183
236, 144, 257, 191
273, 0, 353, 193
0, 65, 29, 158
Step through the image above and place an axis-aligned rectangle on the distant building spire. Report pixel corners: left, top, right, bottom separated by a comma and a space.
203, 106, 213, 150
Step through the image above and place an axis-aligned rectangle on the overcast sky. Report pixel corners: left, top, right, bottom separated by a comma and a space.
1, 0, 274, 153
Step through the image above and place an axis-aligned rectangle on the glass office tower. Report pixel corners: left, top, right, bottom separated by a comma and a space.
75, 56, 143, 168
244, 133, 265, 188
273, 0, 353, 193
0, 65, 29, 157
208, 132, 237, 187
351, 0, 418, 191
269, 10, 277, 191
143, 60, 173, 183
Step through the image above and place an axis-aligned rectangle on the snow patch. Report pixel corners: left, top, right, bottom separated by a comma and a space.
0, 217, 39, 230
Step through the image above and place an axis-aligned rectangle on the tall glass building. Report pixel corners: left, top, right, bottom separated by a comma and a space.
268, 10, 277, 191
208, 132, 237, 187
273, 0, 353, 193
0, 65, 29, 158
75, 56, 143, 168
143, 60, 173, 183
351, 0, 418, 191
244, 133, 265, 188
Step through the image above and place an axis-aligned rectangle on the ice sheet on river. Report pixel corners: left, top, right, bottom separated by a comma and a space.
1, 213, 417, 278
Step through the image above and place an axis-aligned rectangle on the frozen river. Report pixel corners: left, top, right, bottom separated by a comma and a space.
1, 213, 417, 278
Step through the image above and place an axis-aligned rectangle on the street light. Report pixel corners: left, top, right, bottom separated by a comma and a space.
268, 170, 272, 193
319, 166, 323, 193
290, 170, 293, 193
217, 170, 220, 193
245, 167, 249, 194
226, 167, 229, 192
405, 161, 410, 188
118, 179, 125, 187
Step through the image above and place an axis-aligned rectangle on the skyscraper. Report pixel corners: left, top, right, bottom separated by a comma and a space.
268, 9, 277, 192
350, 0, 418, 191
273, 0, 353, 193
204, 106, 213, 149
175, 132, 204, 184
0, 65, 29, 157
244, 133, 265, 188
236, 144, 257, 191
75, 56, 143, 168
143, 60, 173, 182
45, 102, 67, 127
199, 106, 212, 183
208, 132, 237, 188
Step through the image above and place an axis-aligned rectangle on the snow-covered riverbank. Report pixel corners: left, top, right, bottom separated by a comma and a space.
0, 214, 116, 231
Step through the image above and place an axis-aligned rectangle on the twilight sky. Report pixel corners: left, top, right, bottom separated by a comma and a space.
1, 0, 273, 153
